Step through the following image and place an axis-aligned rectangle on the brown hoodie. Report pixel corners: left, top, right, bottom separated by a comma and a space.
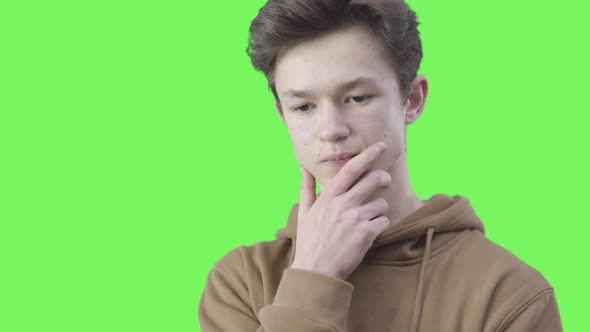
198, 194, 563, 331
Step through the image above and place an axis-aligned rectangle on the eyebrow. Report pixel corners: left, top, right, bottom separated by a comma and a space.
281, 76, 379, 99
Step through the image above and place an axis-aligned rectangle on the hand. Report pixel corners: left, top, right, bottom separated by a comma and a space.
290, 142, 392, 280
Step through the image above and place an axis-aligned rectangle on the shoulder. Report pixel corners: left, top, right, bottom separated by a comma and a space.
453, 231, 556, 329
456, 231, 553, 290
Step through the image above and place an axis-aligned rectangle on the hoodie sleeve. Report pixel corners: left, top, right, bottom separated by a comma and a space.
198, 265, 354, 331
497, 289, 563, 332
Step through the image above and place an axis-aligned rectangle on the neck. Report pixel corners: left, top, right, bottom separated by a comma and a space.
364, 150, 423, 230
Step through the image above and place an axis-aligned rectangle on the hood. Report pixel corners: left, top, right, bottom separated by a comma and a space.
276, 193, 485, 262
275, 193, 486, 331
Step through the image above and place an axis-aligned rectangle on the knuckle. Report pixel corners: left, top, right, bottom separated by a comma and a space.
372, 169, 384, 176
349, 208, 362, 221
370, 216, 388, 232
375, 171, 391, 186
371, 172, 383, 186
385, 172, 392, 183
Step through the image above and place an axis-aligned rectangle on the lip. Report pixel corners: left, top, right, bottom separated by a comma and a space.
322, 152, 359, 162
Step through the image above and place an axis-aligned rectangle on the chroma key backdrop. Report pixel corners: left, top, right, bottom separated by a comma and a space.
0, 0, 588, 331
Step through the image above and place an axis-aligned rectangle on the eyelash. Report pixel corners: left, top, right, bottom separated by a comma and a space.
291, 95, 374, 113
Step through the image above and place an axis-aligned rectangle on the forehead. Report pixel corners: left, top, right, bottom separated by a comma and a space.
274, 24, 397, 96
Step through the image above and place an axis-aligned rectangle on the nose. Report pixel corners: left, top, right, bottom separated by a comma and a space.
318, 102, 351, 142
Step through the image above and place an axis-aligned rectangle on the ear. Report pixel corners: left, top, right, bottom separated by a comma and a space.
274, 100, 286, 123
403, 75, 429, 125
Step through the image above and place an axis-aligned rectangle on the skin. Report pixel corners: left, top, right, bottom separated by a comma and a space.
294, 143, 394, 279
273, 23, 429, 279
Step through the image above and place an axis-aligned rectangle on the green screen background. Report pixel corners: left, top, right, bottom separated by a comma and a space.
1, 0, 587, 331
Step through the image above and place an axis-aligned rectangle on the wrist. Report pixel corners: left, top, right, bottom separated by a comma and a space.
290, 262, 344, 280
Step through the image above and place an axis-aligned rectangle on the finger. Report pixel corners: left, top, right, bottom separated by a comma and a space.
326, 142, 387, 197
368, 215, 391, 238
355, 197, 389, 221
298, 167, 316, 221
344, 170, 391, 205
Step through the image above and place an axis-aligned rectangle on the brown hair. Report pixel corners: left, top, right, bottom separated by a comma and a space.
246, 0, 423, 104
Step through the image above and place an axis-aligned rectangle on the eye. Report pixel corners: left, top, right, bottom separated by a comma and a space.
290, 95, 373, 113
347, 95, 373, 104
291, 104, 312, 113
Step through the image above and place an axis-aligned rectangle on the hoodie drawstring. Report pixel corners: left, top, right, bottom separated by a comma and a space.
409, 226, 436, 332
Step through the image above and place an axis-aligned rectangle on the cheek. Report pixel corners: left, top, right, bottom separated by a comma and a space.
286, 121, 319, 167
287, 121, 315, 146
354, 115, 388, 140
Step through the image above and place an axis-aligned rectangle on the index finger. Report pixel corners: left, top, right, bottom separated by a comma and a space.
325, 142, 387, 197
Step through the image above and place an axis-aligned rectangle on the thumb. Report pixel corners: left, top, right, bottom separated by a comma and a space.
298, 167, 316, 222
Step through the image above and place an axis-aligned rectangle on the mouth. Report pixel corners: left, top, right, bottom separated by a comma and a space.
322, 152, 359, 162
322, 153, 359, 166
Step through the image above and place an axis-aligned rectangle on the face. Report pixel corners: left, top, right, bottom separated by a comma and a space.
274, 23, 427, 188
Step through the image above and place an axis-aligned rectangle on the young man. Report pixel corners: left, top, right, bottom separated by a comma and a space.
198, 0, 563, 331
